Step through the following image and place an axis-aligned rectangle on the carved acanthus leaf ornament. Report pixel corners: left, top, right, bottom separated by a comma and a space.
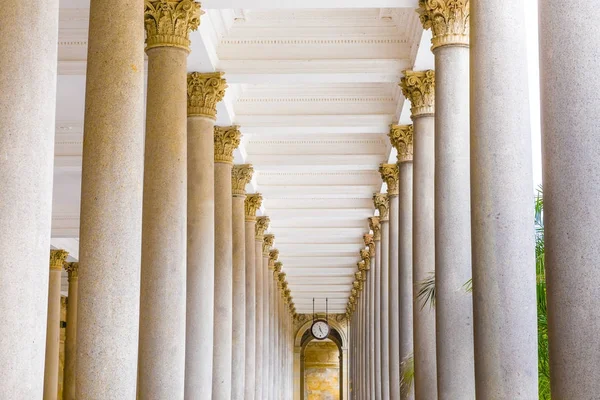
389, 124, 414, 162
417, 0, 469, 50
144, 0, 202, 52
50, 249, 69, 271
363, 234, 375, 257
64, 262, 79, 279
214, 126, 241, 164
369, 216, 381, 241
255, 216, 270, 240
400, 70, 435, 117
263, 234, 274, 256
245, 194, 262, 221
373, 193, 389, 221
187, 72, 227, 118
379, 164, 399, 196
231, 164, 254, 196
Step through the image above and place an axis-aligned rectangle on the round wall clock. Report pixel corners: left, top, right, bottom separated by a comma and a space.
310, 319, 330, 340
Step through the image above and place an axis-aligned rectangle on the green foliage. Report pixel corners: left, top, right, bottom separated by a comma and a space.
400, 352, 414, 398
416, 273, 436, 310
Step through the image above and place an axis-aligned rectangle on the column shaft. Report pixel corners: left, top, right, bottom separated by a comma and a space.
213, 161, 235, 399
44, 252, 67, 400
368, 258, 376, 400
76, 0, 144, 397
398, 162, 414, 400
264, 256, 272, 398
186, 114, 215, 399
433, 43, 475, 399
253, 226, 267, 400
471, 1, 538, 397
232, 193, 247, 399
139, 44, 188, 399
0, 1, 58, 397
540, 2, 600, 397
244, 217, 257, 399
389, 193, 401, 399
374, 237, 382, 400
380, 220, 390, 399
63, 264, 79, 400
411, 114, 438, 400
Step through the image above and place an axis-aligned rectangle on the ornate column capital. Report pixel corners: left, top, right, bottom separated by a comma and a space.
245, 194, 262, 222
64, 262, 79, 280
50, 249, 69, 271
231, 164, 253, 196
417, 0, 469, 50
364, 234, 375, 257
187, 72, 227, 119
214, 126, 241, 164
400, 70, 435, 118
389, 124, 414, 163
256, 216, 270, 240
144, 0, 202, 52
373, 193, 389, 222
273, 261, 282, 274
379, 163, 399, 197
263, 234, 274, 256
278, 272, 286, 285
369, 216, 381, 241
269, 249, 279, 265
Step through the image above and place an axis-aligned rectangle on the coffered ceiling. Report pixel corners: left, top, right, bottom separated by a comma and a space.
52, 0, 433, 312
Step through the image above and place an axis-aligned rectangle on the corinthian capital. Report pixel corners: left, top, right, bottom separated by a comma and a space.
232, 164, 254, 196
364, 234, 375, 257
369, 216, 381, 241
263, 234, 275, 256
245, 194, 262, 222
417, 0, 469, 50
373, 193, 389, 221
389, 124, 414, 163
144, 0, 202, 52
50, 249, 69, 271
256, 216, 270, 240
379, 164, 399, 196
187, 72, 227, 119
273, 261, 282, 274
64, 262, 79, 279
269, 249, 280, 264
214, 126, 241, 164
400, 70, 435, 118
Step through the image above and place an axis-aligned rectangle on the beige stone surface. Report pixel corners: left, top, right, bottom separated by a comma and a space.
0, 1, 58, 397
63, 263, 78, 400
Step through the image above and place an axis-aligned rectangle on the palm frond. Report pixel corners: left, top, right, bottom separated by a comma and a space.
400, 352, 414, 398
417, 273, 436, 310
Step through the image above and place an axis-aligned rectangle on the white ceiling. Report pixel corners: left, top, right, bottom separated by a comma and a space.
52, 0, 433, 312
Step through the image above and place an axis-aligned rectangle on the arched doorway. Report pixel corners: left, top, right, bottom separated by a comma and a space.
293, 316, 349, 400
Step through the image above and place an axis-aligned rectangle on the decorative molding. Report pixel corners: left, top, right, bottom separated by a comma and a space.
379, 163, 399, 196
255, 216, 270, 240
247, 139, 385, 146
373, 193, 389, 221
245, 193, 262, 221
214, 125, 241, 164
221, 38, 406, 45
417, 0, 469, 50
50, 249, 69, 271
369, 216, 381, 241
238, 97, 394, 104
389, 124, 414, 162
231, 164, 254, 196
400, 69, 435, 117
187, 72, 228, 118
144, 0, 202, 52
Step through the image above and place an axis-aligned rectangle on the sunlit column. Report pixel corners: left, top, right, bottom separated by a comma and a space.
374, 193, 390, 399
471, 1, 538, 398
369, 217, 383, 400
63, 262, 79, 400
255, 219, 270, 399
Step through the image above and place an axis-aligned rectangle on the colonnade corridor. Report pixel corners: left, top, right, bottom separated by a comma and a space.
1, 0, 599, 399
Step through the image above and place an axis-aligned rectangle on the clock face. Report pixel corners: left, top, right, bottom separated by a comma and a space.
311, 320, 330, 340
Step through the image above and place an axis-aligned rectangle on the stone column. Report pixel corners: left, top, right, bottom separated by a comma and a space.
364, 234, 376, 400
374, 193, 391, 399
231, 165, 253, 399
186, 72, 227, 399
416, 3, 475, 398
0, 0, 58, 396
380, 164, 401, 399
389, 125, 415, 400
63, 262, 79, 400
266, 243, 276, 399
401, 70, 438, 400
539, 2, 600, 398
138, 2, 200, 398
43, 250, 68, 400
369, 217, 382, 400
212, 126, 242, 399
471, 2, 538, 398
255, 223, 270, 399
244, 195, 262, 400
75, 1, 145, 398
275, 265, 285, 399
357, 275, 364, 400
